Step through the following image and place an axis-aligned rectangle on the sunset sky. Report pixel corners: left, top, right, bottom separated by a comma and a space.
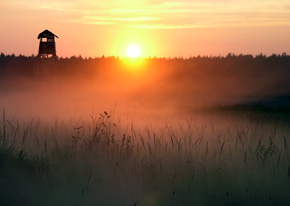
1, 0, 290, 58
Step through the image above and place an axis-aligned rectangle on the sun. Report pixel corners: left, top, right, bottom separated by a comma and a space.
127, 45, 141, 58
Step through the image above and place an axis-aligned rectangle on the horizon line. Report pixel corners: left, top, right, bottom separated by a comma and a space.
1, 52, 288, 60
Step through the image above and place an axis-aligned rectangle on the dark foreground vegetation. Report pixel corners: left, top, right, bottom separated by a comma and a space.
1, 109, 290, 205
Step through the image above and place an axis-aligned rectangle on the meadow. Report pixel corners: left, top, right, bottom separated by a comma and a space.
1, 53, 290, 205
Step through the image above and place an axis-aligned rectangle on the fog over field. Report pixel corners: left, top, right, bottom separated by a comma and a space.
1, 54, 290, 121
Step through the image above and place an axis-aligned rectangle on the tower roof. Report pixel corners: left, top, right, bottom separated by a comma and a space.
37, 30, 58, 39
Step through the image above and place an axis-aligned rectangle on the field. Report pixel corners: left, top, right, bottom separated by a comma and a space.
1, 54, 290, 205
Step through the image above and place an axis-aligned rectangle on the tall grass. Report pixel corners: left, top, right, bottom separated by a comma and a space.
1, 109, 290, 205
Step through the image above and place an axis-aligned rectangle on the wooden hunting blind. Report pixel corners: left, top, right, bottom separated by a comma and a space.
37, 29, 58, 58
36, 30, 58, 77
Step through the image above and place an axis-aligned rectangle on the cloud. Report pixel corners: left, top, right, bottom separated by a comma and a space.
129, 24, 199, 29
2, 0, 290, 29
82, 16, 159, 22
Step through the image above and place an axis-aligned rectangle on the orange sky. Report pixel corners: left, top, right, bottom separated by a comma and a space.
1, 0, 290, 58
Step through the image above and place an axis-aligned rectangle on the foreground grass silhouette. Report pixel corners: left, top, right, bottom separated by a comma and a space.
1, 107, 290, 206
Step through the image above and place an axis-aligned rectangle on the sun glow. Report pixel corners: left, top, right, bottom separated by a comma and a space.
127, 45, 141, 58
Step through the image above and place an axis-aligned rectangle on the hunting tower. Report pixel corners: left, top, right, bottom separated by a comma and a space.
37, 29, 58, 58
36, 30, 58, 78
